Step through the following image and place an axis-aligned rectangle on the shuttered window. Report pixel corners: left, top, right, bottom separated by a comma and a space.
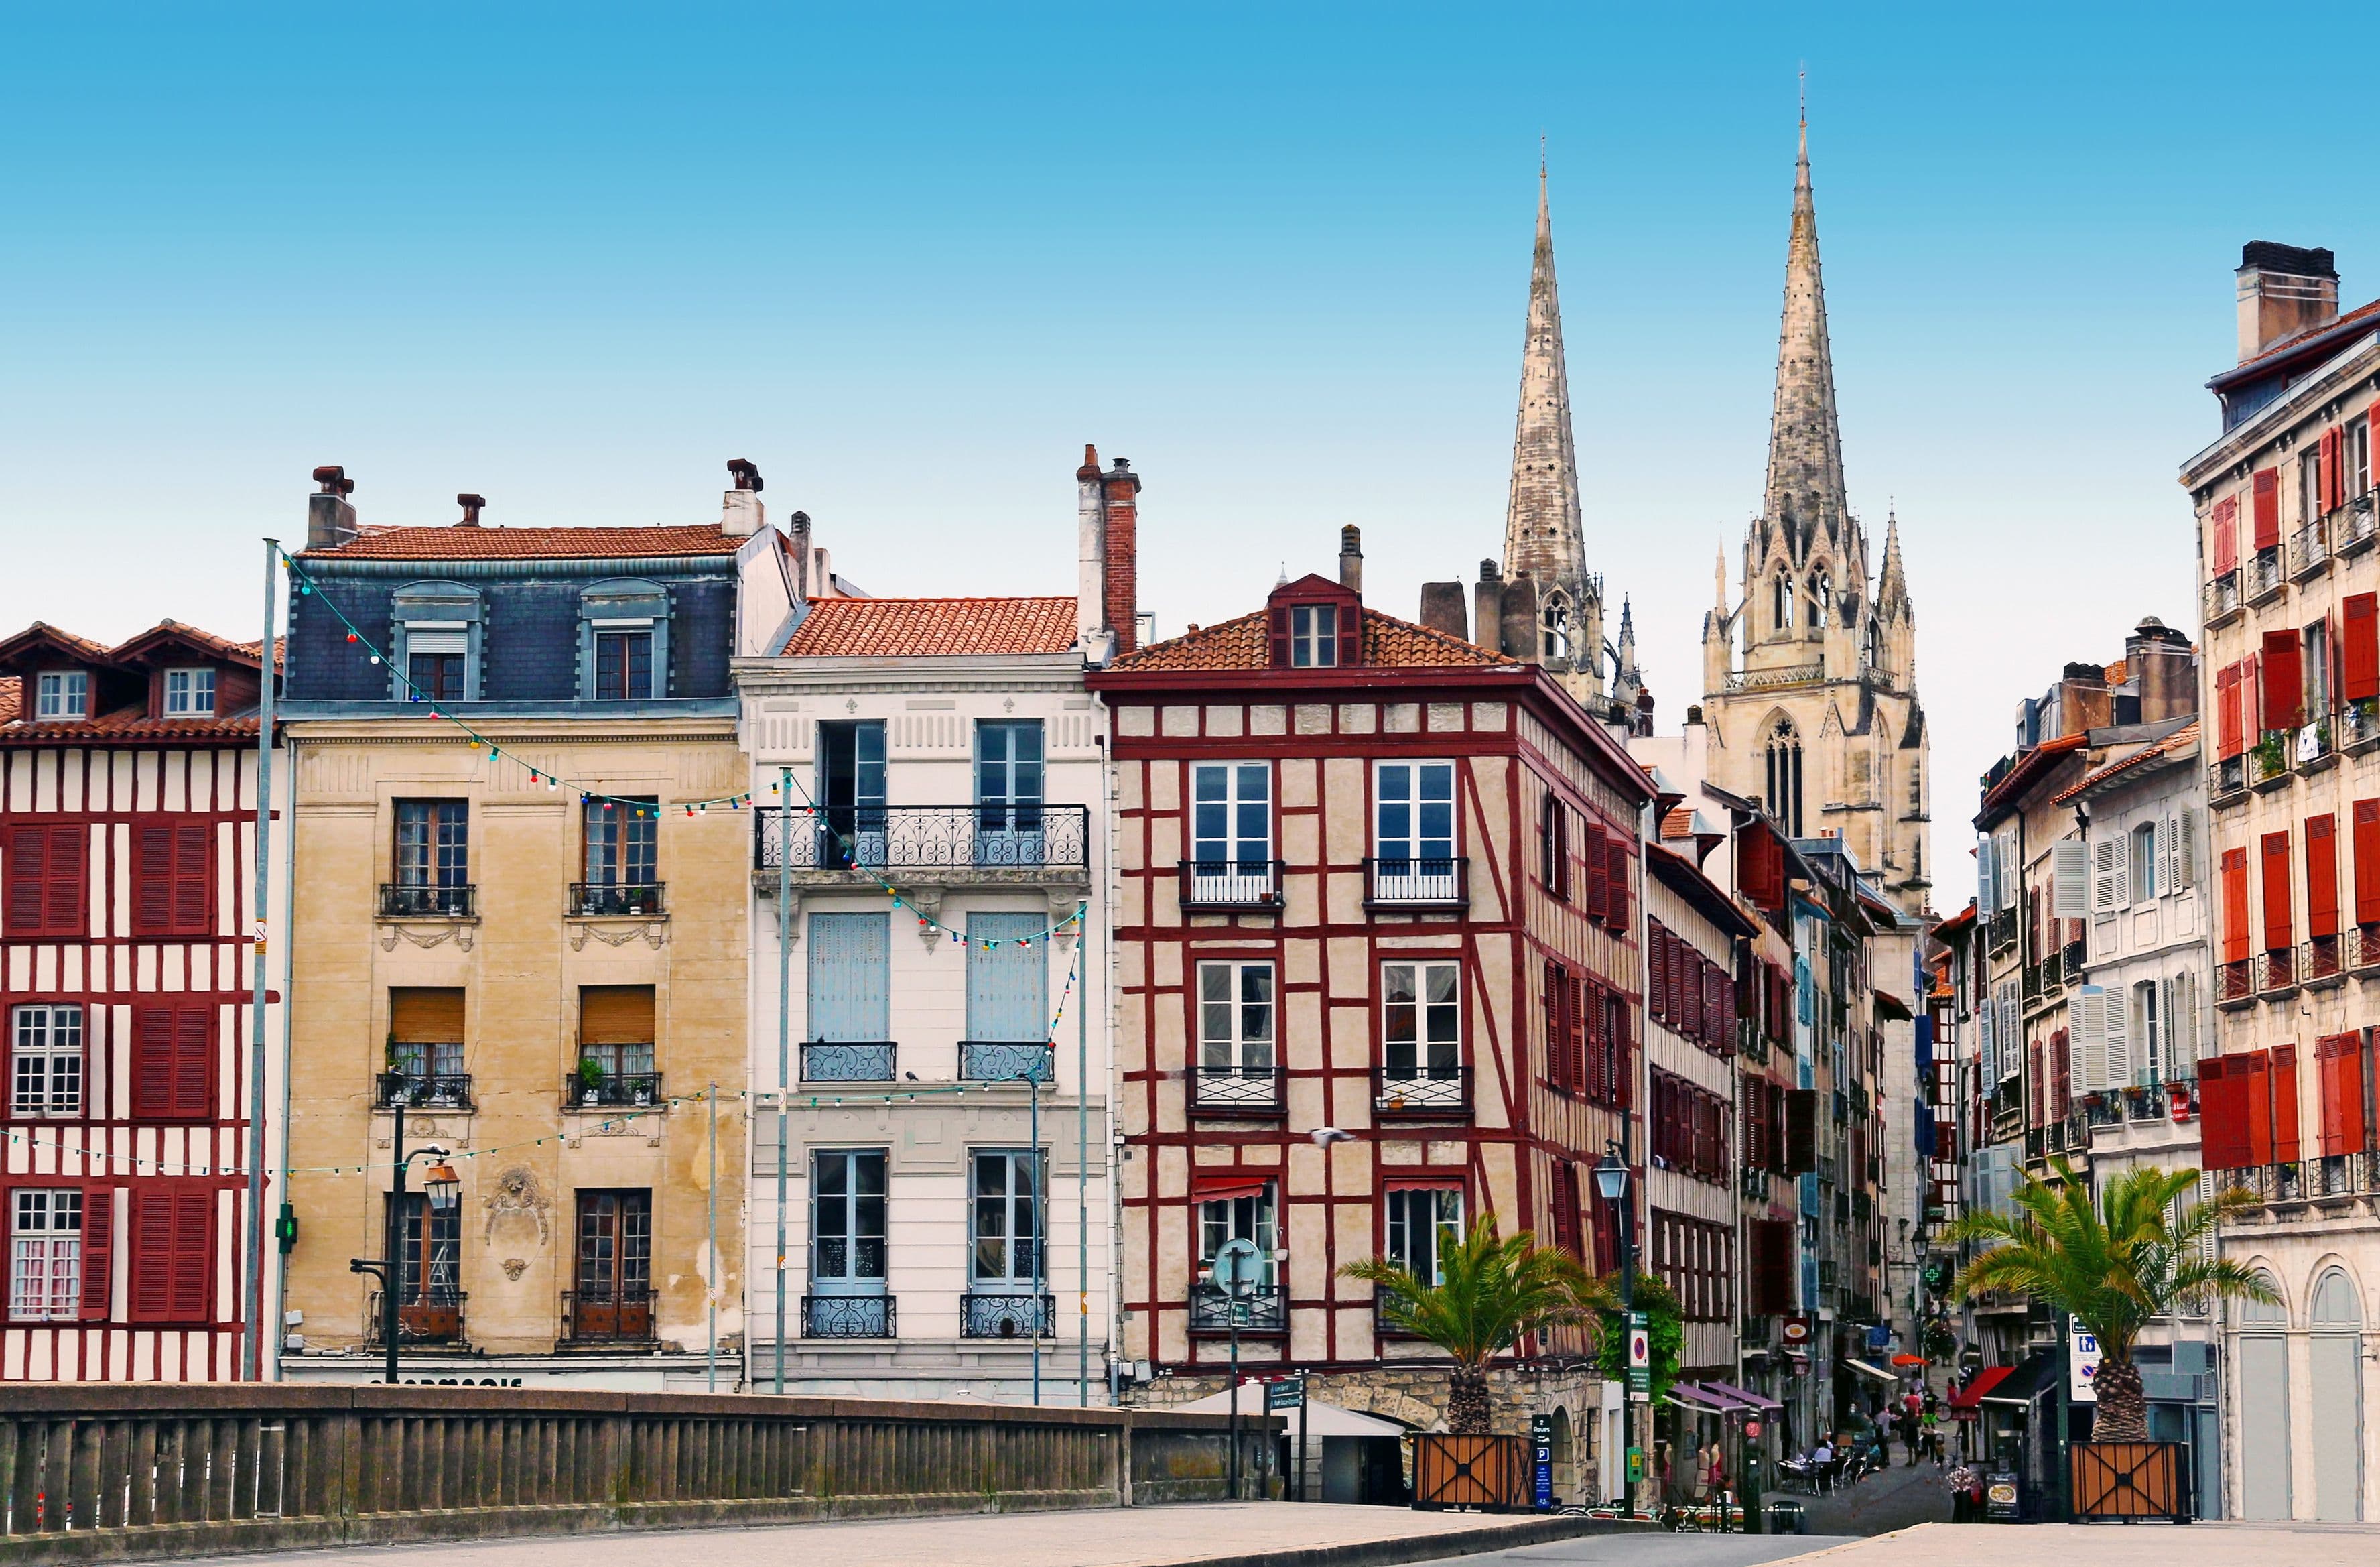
131, 1002, 212, 1121
127, 1186, 213, 1324
390, 987, 466, 1043
5, 823, 88, 938
2200, 1056, 2251, 1170
2357, 802, 2380, 926
1648, 925, 1672, 1023
2271, 1044, 2300, 1160
1545, 962, 1575, 1092
1603, 836, 1630, 930
2261, 832, 2294, 952
2316, 1033, 2371, 1157
2214, 664, 2244, 759
2307, 815, 2341, 938
1748, 1218, 1794, 1316
2212, 496, 2239, 576
2261, 631, 2304, 731
2253, 467, 2281, 550
2346, 593, 2380, 704
133, 823, 212, 936
580, 986, 655, 1044
1581, 818, 1608, 923
2221, 847, 2251, 964
1782, 1086, 1818, 1174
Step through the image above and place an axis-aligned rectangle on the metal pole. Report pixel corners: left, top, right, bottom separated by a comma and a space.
385, 1102, 405, 1386
1076, 911, 1089, 1406
1228, 1316, 1241, 1500
1298, 1373, 1309, 1501
775, 766, 792, 1394
1619, 1120, 1639, 1517
243, 538, 279, 1383
271, 697, 299, 1381
708, 1080, 720, 1392
1030, 1070, 1041, 1407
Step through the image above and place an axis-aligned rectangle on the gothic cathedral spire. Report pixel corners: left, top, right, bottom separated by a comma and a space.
1760, 115, 1851, 564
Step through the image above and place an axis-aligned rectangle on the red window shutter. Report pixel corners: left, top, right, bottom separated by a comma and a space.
1934, 1121, 1956, 1159
2347, 594, 2380, 704
2322, 428, 2342, 513
1582, 820, 1607, 923
1649, 928, 1670, 1023
1605, 837, 1630, 930
2199, 1058, 2243, 1170
1267, 605, 1290, 667
2261, 631, 2304, 731
169, 1188, 213, 1322
133, 1003, 211, 1120
2356, 802, 2380, 927
173, 824, 211, 933
2215, 665, 2243, 759
2308, 815, 2341, 938
79, 1190, 113, 1322
2221, 847, 2251, 963
4, 822, 44, 933
2213, 497, 2240, 575
132, 1005, 174, 1118
134, 825, 174, 934
44, 826, 85, 937
1546, 962, 1570, 1090
1612, 999, 1633, 1109
2343, 1031, 2373, 1153
2261, 831, 2294, 952
2271, 1044, 2301, 1159
128, 1189, 175, 1322
174, 1003, 212, 1117
2317, 1034, 2357, 1157
2253, 467, 2281, 550
2052, 1029, 2072, 1117
2243, 1050, 2275, 1164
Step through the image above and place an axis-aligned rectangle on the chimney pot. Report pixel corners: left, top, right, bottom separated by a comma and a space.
306, 466, 358, 550
1418, 582, 1469, 641
455, 493, 486, 527
312, 465, 354, 497
726, 458, 763, 493
2237, 241, 2340, 363
720, 460, 767, 538
1337, 525, 1364, 592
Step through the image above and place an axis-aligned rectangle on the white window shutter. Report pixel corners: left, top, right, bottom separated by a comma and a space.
1977, 833, 1995, 914
2001, 986, 2022, 1080
2110, 836, 2129, 910
2150, 819, 2170, 899
2172, 970, 2198, 1074
2176, 809, 2199, 890
2074, 986, 2107, 1092
2054, 839, 2090, 918
2001, 832, 2020, 910
2093, 838, 2119, 912
1978, 987, 1996, 1081
2105, 985, 2132, 1087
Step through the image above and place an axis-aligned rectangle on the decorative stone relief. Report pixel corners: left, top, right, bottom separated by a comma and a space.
482, 1166, 551, 1248
379, 923, 475, 953
501, 1257, 527, 1281
567, 920, 667, 950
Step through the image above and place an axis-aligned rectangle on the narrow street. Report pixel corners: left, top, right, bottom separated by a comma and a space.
1792, 1452, 1955, 1536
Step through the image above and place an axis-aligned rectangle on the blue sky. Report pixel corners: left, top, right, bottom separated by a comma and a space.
3, 3, 2371, 910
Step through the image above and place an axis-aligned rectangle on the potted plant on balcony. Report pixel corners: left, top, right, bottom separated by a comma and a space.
576, 1056, 606, 1105
2253, 733, 2287, 781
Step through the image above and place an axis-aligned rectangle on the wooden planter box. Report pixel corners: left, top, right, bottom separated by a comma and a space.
2071, 1441, 2192, 1523
1412, 1432, 1529, 1511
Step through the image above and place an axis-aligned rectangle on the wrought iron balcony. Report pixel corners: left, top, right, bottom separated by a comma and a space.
959, 1292, 1054, 1339
2217, 958, 2255, 1005
561, 1288, 657, 1346
365, 1289, 466, 1347
1189, 1281, 1286, 1334
801, 1294, 894, 1338
2247, 546, 2286, 603
2203, 572, 2242, 627
568, 882, 665, 917
1188, 1064, 1284, 1113
2302, 934, 2344, 985
1178, 859, 1286, 912
379, 883, 474, 918
2208, 757, 2247, 804
2261, 947, 2298, 995
2290, 520, 2331, 580
2340, 493, 2380, 557
754, 806, 1089, 876
1363, 857, 1468, 911
801, 1042, 897, 1082
564, 1071, 663, 1108
2351, 924, 2380, 972
375, 1071, 472, 1111
960, 1041, 1053, 1083
1374, 1064, 1469, 1115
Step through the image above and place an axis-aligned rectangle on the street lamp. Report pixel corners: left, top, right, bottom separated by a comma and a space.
348, 1099, 456, 1386
1592, 1139, 1640, 1515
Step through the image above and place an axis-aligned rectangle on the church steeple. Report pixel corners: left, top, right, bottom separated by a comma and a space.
1759, 113, 1851, 564
1502, 155, 1600, 692
1876, 505, 1910, 615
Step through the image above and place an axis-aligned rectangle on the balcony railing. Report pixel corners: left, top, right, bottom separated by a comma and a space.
2204, 572, 2242, 625
2217, 958, 2255, 1005
2209, 757, 2247, 803
1363, 857, 1467, 911
364, 1290, 466, 1347
2340, 494, 2380, 556
561, 1288, 657, 1346
565, 1071, 663, 1108
1189, 1064, 1284, 1113
801, 1294, 894, 1338
2062, 937, 2087, 977
2302, 934, 2344, 984
375, 1071, 472, 1111
1178, 859, 1286, 912
2251, 733, 2292, 788
2261, 947, 2298, 994
754, 806, 1089, 875
801, 1042, 897, 1082
2247, 546, 2286, 602
2346, 698, 2380, 751
568, 882, 665, 917
1189, 1281, 1286, 1333
1374, 1063, 1470, 1115
1985, 908, 2018, 955
2350, 924, 2380, 972
379, 883, 474, 918
960, 1041, 1054, 1083
2290, 520, 2331, 580
958, 1292, 1055, 1339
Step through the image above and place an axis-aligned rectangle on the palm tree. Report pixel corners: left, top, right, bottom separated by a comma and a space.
1341, 1222, 1611, 1433
1944, 1157, 2274, 1442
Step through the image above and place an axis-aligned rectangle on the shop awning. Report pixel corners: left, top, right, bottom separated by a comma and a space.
1979, 1351, 2063, 1409
1946, 1365, 2014, 1411
1664, 1383, 1735, 1413
1843, 1357, 1900, 1385
1701, 1379, 1783, 1412
1676, 1382, 1760, 1414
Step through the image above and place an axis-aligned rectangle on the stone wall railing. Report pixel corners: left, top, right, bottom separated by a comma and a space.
0, 1385, 1272, 1566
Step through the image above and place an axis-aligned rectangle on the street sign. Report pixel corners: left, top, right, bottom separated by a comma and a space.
1627, 1312, 1650, 1369
1780, 1314, 1812, 1346
1530, 1414, 1553, 1510
2070, 1316, 2101, 1403
1214, 1237, 1263, 1296
1266, 1377, 1305, 1412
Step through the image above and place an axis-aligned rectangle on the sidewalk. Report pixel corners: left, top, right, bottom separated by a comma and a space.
1751, 1520, 2380, 1566
1791, 1455, 1953, 1536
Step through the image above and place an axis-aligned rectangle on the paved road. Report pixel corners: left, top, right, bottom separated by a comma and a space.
1445, 1532, 1856, 1567
1791, 1452, 1954, 1535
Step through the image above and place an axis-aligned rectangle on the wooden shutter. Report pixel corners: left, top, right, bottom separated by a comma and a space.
1267, 605, 1290, 668
2261, 630, 2304, 731
1783, 1086, 1818, 1174
2307, 815, 2341, 938
129, 1189, 176, 1322
2357, 801, 2380, 926
1581, 820, 1608, 923
173, 1004, 211, 1119
2200, 1056, 2248, 1170
2213, 497, 2240, 575
2243, 1050, 2275, 1164
1546, 962, 1572, 1091
79, 1190, 113, 1322
2253, 467, 2281, 550
579, 985, 655, 1045
171, 824, 210, 932
133, 825, 174, 934
7, 822, 86, 938
1605, 837, 1630, 930
1648, 927, 1670, 1023
1611, 997, 1633, 1109
391, 987, 466, 1043
2261, 831, 2294, 952
2316, 1033, 2369, 1157
132, 1002, 211, 1121
2271, 1044, 2301, 1160
2322, 428, 2342, 513
2215, 664, 2243, 759
2346, 594, 2380, 703
4, 822, 44, 932
2221, 847, 2251, 963
1550, 1160, 1581, 1259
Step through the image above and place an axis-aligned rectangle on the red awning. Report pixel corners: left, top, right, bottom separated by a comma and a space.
1191, 1172, 1272, 1202
1947, 1365, 2013, 1410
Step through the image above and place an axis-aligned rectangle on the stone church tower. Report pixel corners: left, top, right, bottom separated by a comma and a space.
1701, 117, 1930, 913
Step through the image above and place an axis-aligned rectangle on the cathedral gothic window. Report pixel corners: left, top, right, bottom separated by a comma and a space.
1764, 720, 1804, 838
1771, 574, 1793, 635
1807, 571, 1830, 631
1542, 594, 1571, 661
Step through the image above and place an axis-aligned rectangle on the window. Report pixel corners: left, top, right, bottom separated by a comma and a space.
9, 1190, 83, 1322
1764, 720, 1803, 838
1808, 571, 1830, 631
810, 1149, 888, 1288
12, 1004, 84, 1119
2093, 834, 2131, 913
1771, 573, 1792, 634
393, 581, 482, 704
1384, 1187, 1463, 1284
393, 800, 469, 889
408, 649, 466, 703
573, 1190, 652, 1332
387, 1192, 459, 1312
2134, 980, 2162, 1085
1191, 761, 1270, 871
1198, 1182, 1276, 1288
815, 720, 887, 869
806, 912, 890, 1045
975, 721, 1045, 861
3, 822, 87, 938
592, 629, 653, 700
1539, 791, 1569, 899
34, 672, 87, 720
131, 1001, 212, 1120
970, 1149, 1041, 1286
1197, 961, 1275, 1078
162, 668, 216, 716
387, 987, 465, 1083
583, 796, 657, 887
1381, 960, 1461, 1088
2354, 418, 2373, 501
577, 985, 657, 1084
966, 912, 1047, 1058
1376, 761, 1455, 898
1653, 1210, 1734, 1322
1290, 603, 1339, 668
133, 822, 212, 936
1541, 594, 1571, 661
2304, 619, 2331, 724
129, 1186, 212, 1324
2129, 822, 2158, 903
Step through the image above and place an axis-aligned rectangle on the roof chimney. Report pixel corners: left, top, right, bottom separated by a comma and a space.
307, 466, 357, 551
456, 493, 486, 527
1418, 581, 1468, 641
1498, 572, 1540, 663
1473, 560, 1504, 655
2237, 241, 2339, 363
789, 510, 813, 601
1337, 525, 1364, 594
1098, 457, 1141, 660
722, 458, 765, 538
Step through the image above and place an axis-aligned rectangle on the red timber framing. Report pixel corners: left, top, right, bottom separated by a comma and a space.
1089, 579, 1655, 1376
0, 621, 276, 1382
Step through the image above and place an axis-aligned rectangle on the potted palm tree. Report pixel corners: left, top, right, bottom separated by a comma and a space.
1944, 1157, 2271, 1516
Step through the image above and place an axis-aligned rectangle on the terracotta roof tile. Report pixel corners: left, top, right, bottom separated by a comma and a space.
0, 623, 113, 663
108, 619, 269, 667
0, 678, 17, 725
1110, 607, 1518, 672
2051, 719, 2200, 804
779, 597, 1081, 659
304, 524, 742, 561
0, 704, 260, 746
1660, 805, 1695, 840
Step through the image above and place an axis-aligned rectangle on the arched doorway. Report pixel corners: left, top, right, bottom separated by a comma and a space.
2311, 1269, 2364, 1521
1547, 1406, 1576, 1503
2237, 1273, 2290, 1520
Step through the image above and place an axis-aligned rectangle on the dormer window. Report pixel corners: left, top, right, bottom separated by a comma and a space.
164, 668, 216, 716
34, 672, 86, 720
1290, 604, 1339, 668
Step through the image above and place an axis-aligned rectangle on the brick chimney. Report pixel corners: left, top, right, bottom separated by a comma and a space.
1473, 560, 1503, 654
1418, 581, 1468, 641
789, 510, 813, 601
2125, 616, 2198, 725
307, 466, 357, 550
722, 458, 766, 538
1076, 446, 1140, 663
456, 493, 485, 527
2237, 241, 2339, 363
1337, 525, 1363, 593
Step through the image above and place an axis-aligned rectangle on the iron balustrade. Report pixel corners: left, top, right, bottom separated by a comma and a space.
960, 1041, 1053, 1082
568, 882, 666, 916
375, 1072, 472, 1111
2346, 699, 2380, 750
2247, 546, 2286, 601
1178, 859, 1286, 911
801, 1294, 894, 1338
2261, 948, 2298, 993
800, 1042, 897, 1082
2063, 938, 2088, 977
753, 805, 1089, 874
1374, 1064, 1470, 1115
379, 883, 474, 918
1189, 1281, 1286, 1333
2217, 958, 2255, 1003
2208, 757, 2247, 802
2342, 493, 2380, 554
2290, 521, 2331, 580
2350, 924, 2380, 970
2204, 573, 2241, 624
363, 1289, 466, 1347
565, 1072, 664, 1109
1188, 1064, 1284, 1112
958, 1292, 1055, 1339
2303, 934, 2344, 983
561, 1288, 658, 1346
1363, 857, 1468, 910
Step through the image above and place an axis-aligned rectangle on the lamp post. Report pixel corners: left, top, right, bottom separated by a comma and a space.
1592, 1138, 1640, 1515
347, 1102, 460, 1386
1018, 1066, 1043, 1407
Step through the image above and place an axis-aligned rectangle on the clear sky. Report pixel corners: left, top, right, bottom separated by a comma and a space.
5, 3, 2373, 914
